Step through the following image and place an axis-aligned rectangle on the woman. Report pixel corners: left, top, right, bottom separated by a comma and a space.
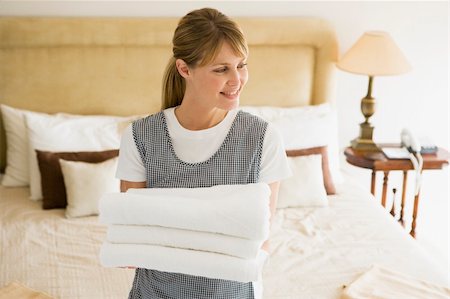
116, 7, 291, 299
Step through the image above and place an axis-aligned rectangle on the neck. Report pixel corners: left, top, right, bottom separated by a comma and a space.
175, 103, 228, 131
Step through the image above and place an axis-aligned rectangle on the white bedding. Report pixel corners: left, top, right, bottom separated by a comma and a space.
0, 177, 447, 299
263, 179, 449, 298
0, 184, 134, 298
341, 265, 450, 299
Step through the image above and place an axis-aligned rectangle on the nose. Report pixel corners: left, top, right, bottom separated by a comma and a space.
227, 69, 240, 87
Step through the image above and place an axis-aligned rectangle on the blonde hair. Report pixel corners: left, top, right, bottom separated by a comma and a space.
162, 8, 248, 109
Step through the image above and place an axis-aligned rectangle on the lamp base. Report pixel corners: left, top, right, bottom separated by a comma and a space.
351, 121, 380, 151
351, 137, 380, 151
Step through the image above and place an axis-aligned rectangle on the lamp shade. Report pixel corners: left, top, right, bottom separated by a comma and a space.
337, 31, 412, 76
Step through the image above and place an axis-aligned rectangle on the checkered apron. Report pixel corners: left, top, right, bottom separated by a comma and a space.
128, 110, 267, 299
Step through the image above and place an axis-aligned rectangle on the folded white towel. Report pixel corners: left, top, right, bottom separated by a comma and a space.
98, 183, 271, 240
341, 265, 450, 299
100, 242, 267, 283
107, 224, 262, 259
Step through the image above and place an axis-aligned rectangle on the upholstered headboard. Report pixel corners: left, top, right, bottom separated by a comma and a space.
0, 17, 338, 171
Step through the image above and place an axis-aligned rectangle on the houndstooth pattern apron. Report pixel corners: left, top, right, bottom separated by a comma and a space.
129, 110, 267, 299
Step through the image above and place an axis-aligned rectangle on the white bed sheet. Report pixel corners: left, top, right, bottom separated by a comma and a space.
0, 177, 447, 299
264, 178, 448, 298
0, 184, 134, 299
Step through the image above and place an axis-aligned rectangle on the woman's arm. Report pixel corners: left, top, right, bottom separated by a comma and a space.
261, 181, 280, 252
120, 180, 146, 192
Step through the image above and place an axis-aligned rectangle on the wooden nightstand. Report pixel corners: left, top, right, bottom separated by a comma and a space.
344, 145, 449, 238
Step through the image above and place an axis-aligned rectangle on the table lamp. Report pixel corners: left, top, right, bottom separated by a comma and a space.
337, 31, 412, 151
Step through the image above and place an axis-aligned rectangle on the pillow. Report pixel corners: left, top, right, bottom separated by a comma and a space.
277, 154, 328, 208
0, 104, 136, 189
25, 112, 130, 200
241, 103, 342, 184
0, 104, 46, 186
36, 149, 119, 209
286, 146, 336, 195
60, 157, 120, 218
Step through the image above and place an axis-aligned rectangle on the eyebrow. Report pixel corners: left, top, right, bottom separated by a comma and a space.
212, 60, 247, 67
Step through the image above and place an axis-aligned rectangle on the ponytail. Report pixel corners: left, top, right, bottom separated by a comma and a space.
162, 57, 185, 110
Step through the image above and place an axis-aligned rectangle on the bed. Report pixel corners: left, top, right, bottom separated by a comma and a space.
0, 16, 448, 299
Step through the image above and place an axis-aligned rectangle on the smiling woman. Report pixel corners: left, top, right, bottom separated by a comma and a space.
116, 7, 291, 299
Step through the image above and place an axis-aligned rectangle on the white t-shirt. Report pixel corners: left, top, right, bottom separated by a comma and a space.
116, 107, 291, 184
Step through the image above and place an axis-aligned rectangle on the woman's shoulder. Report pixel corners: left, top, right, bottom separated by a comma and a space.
236, 109, 284, 143
133, 110, 165, 126
131, 111, 168, 139
237, 109, 268, 126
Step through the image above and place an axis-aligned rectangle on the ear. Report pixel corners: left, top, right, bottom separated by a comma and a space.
175, 59, 190, 78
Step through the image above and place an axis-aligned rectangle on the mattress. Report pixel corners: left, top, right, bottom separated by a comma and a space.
0, 177, 447, 299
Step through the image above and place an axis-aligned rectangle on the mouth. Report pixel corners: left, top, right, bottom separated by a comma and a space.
220, 89, 240, 99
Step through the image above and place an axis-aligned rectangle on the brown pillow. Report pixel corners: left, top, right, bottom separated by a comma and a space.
36, 149, 119, 209
285, 146, 336, 195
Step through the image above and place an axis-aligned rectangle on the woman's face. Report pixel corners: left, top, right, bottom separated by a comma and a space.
184, 42, 248, 111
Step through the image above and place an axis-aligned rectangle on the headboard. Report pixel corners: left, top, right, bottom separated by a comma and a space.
0, 17, 338, 171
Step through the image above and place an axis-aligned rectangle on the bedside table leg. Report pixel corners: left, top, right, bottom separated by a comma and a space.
371, 171, 376, 196
399, 171, 408, 227
390, 188, 397, 217
381, 171, 389, 208
410, 191, 420, 238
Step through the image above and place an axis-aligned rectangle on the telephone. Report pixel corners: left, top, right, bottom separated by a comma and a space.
400, 128, 423, 195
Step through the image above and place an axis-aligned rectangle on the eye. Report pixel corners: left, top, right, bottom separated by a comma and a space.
238, 63, 248, 69
214, 67, 228, 73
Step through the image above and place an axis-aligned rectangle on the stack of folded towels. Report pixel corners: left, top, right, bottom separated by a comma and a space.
98, 183, 271, 283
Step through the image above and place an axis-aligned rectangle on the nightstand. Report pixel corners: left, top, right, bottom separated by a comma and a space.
344, 145, 449, 238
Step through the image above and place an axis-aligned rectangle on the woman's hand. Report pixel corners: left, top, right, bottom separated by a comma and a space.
261, 182, 279, 254
120, 180, 146, 192
261, 239, 271, 253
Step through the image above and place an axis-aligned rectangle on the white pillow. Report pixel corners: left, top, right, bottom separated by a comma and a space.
0, 104, 45, 186
0, 104, 136, 188
241, 103, 342, 184
25, 113, 129, 200
60, 157, 120, 218
277, 154, 328, 208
